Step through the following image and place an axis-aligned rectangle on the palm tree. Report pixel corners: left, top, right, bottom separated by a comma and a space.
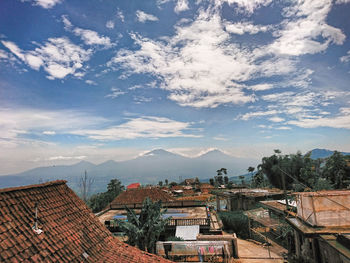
117, 198, 169, 253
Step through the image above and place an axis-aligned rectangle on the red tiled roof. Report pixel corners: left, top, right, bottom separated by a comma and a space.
127, 182, 141, 189
110, 187, 175, 206
200, 183, 214, 189
0, 180, 172, 263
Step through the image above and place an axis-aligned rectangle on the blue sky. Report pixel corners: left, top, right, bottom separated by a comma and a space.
0, 0, 350, 174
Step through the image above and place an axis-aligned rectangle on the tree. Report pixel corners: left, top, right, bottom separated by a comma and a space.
169, 181, 177, 188
88, 178, 124, 213
209, 178, 215, 186
247, 166, 255, 174
251, 169, 267, 188
195, 177, 200, 185
158, 181, 163, 187
322, 151, 350, 189
165, 179, 169, 186
239, 175, 245, 186
224, 176, 229, 185
117, 198, 169, 253
79, 170, 94, 202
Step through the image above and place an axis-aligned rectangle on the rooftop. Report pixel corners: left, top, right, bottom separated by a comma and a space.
294, 189, 350, 197
217, 188, 284, 198
109, 187, 176, 207
0, 180, 171, 263
286, 217, 350, 236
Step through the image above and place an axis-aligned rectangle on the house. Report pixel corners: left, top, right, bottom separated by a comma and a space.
108, 187, 176, 209
127, 182, 141, 189
286, 190, 350, 263
0, 180, 171, 263
199, 183, 215, 194
215, 188, 285, 211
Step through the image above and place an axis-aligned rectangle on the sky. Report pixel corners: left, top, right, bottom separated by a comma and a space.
0, 0, 350, 175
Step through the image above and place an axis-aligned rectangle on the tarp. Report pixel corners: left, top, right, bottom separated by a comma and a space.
175, 225, 199, 241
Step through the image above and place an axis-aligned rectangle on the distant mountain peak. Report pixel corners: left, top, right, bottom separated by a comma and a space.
197, 149, 230, 158
310, 148, 350, 159
142, 149, 177, 157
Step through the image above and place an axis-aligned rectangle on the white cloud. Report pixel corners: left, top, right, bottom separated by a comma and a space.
175, 0, 190, 13
248, 83, 274, 91
340, 50, 350, 63
48, 155, 86, 161
288, 108, 350, 129
2, 38, 91, 79
240, 110, 278, 120
70, 116, 201, 140
0, 50, 9, 60
117, 8, 125, 22
216, 0, 273, 14
0, 108, 107, 147
22, 0, 62, 9
85, 80, 97, 85
276, 126, 291, 130
106, 20, 115, 29
225, 21, 270, 35
109, 9, 297, 108
43, 131, 56, 135
269, 116, 285, 123
62, 15, 112, 48
105, 88, 126, 98
136, 10, 159, 23
269, 0, 345, 56
73, 28, 112, 47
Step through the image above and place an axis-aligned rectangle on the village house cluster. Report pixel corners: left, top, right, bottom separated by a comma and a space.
1, 177, 350, 262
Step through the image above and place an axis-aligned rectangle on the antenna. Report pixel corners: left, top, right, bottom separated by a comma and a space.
32, 202, 43, 234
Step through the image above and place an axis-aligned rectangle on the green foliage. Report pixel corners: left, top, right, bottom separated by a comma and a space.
209, 178, 215, 186
251, 171, 269, 188
169, 181, 178, 187
224, 176, 229, 185
166, 236, 184, 241
257, 149, 350, 191
226, 181, 234, 189
117, 198, 169, 253
218, 211, 249, 238
87, 179, 124, 213
322, 151, 350, 189
313, 178, 333, 191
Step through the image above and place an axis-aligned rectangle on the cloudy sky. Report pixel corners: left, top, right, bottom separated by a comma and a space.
0, 0, 350, 174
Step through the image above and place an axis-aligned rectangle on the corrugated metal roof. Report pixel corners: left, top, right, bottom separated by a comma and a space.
175, 225, 199, 241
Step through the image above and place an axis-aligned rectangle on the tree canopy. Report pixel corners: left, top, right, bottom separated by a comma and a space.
117, 198, 169, 253
87, 179, 124, 213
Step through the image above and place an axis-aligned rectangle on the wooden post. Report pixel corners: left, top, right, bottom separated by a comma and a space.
216, 195, 221, 212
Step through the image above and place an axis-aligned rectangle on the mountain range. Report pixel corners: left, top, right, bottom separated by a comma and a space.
0, 149, 257, 194
308, 148, 350, 159
1, 148, 349, 194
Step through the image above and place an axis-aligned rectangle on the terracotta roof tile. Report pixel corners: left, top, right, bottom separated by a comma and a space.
0, 180, 172, 263
110, 187, 175, 206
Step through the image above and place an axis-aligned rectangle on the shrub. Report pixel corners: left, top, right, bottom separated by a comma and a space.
218, 211, 249, 238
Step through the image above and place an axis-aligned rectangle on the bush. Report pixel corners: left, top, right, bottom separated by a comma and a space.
218, 211, 249, 238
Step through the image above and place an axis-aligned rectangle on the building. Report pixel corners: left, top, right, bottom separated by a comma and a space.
108, 187, 176, 209
199, 183, 215, 194
127, 182, 141, 189
0, 180, 171, 263
215, 188, 285, 211
286, 190, 350, 263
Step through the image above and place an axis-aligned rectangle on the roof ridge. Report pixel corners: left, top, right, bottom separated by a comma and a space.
0, 180, 67, 193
